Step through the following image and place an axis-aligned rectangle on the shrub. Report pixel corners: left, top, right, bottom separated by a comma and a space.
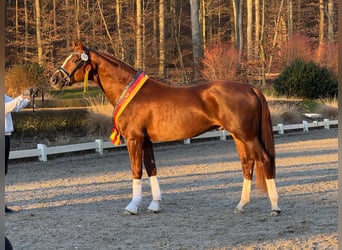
86, 94, 114, 137
273, 59, 337, 99
201, 42, 240, 81
11, 109, 89, 143
276, 34, 313, 67
5, 62, 47, 96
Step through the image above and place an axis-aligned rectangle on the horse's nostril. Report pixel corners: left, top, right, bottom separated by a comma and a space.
50, 75, 57, 84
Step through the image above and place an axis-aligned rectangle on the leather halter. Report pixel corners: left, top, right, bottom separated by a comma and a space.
57, 47, 90, 87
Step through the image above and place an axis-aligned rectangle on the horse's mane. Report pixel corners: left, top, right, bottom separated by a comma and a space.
93, 48, 175, 86
96, 49, 136, 71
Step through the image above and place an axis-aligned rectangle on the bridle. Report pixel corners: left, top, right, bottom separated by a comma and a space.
57, 47, 91, 87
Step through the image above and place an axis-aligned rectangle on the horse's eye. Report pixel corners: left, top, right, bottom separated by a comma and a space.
72, 56, 81, 63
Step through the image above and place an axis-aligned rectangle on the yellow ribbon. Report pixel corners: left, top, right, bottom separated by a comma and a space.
83, 65, 91, 93
110, 73, 149, 145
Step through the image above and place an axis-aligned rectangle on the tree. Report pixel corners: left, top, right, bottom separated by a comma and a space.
158, 0, 165, 78
115, 0, 125, 59
35, 0, 43, 64
75, 0, 80, 39
287, 0, 293, 39
4, 0, 339, 85
96, 0, 115, 52
189, 0, 202, 80
254, 0, 260, 57
232, 0, 243, 53
327, 0, 334, 42
246, 0, 253, 60
24, 0, 28, 61
135, 0, 143, 69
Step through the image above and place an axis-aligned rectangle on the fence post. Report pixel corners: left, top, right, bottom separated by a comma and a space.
303, 120, 309, 132
37, 144, 47, 162
95, 139, 103, 155
220, 130, 227, 141
277, 124, 284, 135
184, 139, 191, 144
324, 119, 330, 129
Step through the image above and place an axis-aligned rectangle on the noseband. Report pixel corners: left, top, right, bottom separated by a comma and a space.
57, 47, 90, 87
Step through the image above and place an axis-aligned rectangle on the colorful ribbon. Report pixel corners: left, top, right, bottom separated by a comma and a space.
110, 71, 149, 145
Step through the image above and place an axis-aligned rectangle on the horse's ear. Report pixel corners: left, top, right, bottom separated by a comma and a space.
77, 40, 84, 49
71, 41, 76, 49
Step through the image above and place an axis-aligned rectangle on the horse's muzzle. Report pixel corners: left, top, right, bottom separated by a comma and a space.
50, 71, 70, 89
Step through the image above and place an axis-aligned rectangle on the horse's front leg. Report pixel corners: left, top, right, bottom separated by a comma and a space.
143, 138, 162, 212
125, 137, 144, 215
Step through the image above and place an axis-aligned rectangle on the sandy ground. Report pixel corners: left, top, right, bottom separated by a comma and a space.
5, 129, 338, 249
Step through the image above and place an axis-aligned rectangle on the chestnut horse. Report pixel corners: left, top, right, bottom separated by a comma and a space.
50, 41, 281, 216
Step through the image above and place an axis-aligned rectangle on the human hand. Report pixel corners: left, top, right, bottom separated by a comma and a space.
21, 89, 31, 100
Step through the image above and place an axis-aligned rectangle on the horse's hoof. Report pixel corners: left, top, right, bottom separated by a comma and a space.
270, 210, 281, 216
124, 202, 138, 215
148, 200, 161, 213
234, 207, 244, 214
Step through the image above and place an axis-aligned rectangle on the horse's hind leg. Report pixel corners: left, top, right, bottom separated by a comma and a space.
233, 137, 281, 215
265, 178, 281, 215
253, 143, 280, 215
143, 138, 162, 212
233, 138, 255, 213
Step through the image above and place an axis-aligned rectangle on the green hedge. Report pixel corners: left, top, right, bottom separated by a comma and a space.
273, 59, 337, 99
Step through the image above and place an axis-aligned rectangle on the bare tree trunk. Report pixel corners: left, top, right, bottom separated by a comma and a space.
158, 0, 165, 78
267, 0, 284, 73
190, 0, 202, 80
316, 0, 325, 63
75, 0, 80, 40
327, 0, 334, 42
254, 0, 260, 57
287, 0, 293, 39
24, 0, 28, 61
171, 0, 188, 83
53, 0, 56, 34
232, 0, 239, 47
96, 0, 115, 52
65, 0, 70, 46
152, 0, 157, 63
232, 0, 243, 57
15, 0, 18, 39
246, 0, 253, 60
142, 0, 146, 70
115, 0, 125, 59
319, 0, 324, 43
201, 0, 206, 49
259, 0, 266, 86
35, 0, 43, 64
238, 0, 243, 53
135, 0, 143, 69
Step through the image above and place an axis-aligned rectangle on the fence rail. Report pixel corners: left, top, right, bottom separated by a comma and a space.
9, 119, 338, 162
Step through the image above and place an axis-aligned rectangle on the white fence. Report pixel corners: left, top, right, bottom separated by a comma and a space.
9, 119, 338, 162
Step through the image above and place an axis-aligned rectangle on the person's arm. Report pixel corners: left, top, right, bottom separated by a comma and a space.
5, 95, 30, 114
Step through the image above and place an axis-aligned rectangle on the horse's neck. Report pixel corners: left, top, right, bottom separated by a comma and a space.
92, 51, 136, 105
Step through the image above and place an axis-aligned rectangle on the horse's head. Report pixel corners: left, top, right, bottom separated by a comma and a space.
50, 40, 91, 89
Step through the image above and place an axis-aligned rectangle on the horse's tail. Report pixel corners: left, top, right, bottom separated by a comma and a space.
252, 87, 276, 193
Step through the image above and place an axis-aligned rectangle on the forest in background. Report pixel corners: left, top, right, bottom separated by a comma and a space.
5, 0, 338, 87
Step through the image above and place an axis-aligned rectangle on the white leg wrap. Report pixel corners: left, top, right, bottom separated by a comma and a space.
234, 178, 252, 213
125, 179, 142, 215
265, 179, 281, 215
148, 176, 162, 212
149, 176, 162, 201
